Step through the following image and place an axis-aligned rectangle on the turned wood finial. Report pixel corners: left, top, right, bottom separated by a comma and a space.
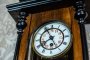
74, 1, 88, 23
16, 11, 27, 34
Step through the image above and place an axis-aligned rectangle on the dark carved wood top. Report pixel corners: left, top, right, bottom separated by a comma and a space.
6, 0, 74, 22
6, 0, 64, 12
6, 0, 75, 12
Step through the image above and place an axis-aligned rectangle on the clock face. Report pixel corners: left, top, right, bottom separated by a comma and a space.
32, 20, 72, 58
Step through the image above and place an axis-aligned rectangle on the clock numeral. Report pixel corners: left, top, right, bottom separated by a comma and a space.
51, 29, 53, 32
36, 39, 39, 41
63, 42, 67, 45
41, 41, 46, 45
58, 48, 61, 51
58, 25, 60, 29
44, 27, 49, 31
42, 49, 45, 53
37, 44, 41, 49
64, 35, 69, 38
58, 32, 62, 35
50, 50, 52, 54
58, 40, 61, 43
55, 29, 58, 33
51, 25, 53, 28
59, 36, 63, 39
51, 25, 54, 32
63, 29, 66, 32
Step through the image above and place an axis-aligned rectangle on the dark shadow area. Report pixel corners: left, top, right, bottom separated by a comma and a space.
85, 0, 90, 23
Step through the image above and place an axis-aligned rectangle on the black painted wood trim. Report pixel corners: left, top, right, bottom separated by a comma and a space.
6, 0, 64, 12
79, 24, 89, 60
6, 0, 73, 22
74, 1, 89, 60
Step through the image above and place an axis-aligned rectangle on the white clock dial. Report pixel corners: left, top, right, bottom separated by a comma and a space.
32, 20, 72, 58
41, 28, 64, 50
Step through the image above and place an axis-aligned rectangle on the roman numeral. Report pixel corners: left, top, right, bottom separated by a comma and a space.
50, 50, 52, 54
58, 25, 60, 28
64, 35, 69, 38
36, 39, 39, 41
55, 29, 58, 33
44, 27, 49, 31
51, 25, 53, 28
42, 49, 45, 53
63, 29, 66, 32
58, 48, 61, 51
63, 42, 67, 45
37, 44, 41, 49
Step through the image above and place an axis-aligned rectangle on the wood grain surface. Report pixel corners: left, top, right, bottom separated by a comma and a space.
70, 7, 83, 60
18, 7, 83, 60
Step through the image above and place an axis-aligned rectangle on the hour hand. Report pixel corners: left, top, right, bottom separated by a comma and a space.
42, 39, 50, 45
47, 30, 51, 36
49, 36, 55, 40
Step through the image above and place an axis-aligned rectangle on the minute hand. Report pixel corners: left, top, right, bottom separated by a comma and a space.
52, 39, 57, 47
46, 30, 51, 36
45, 27, 51, 36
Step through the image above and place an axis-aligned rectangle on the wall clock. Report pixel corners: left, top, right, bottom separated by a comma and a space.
32, 20, 72, 58
6, 0, 89, 60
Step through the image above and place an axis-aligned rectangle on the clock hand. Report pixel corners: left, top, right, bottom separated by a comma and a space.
45, 27, 51, 36
50, 36, 57, 47
51, 39, 57, 47
49, 36, 54, 40
46, 30, 51, 36
42, 39, 50, 45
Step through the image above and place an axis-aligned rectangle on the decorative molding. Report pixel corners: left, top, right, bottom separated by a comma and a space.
6, 0, 63, 12
6, 0, 73, 22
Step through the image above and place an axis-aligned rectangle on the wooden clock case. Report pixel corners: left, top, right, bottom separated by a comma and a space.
6, 0, 89, 60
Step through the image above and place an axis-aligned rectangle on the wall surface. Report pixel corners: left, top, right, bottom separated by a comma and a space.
0, 0, 18, 60
85, 24, 90, 59
85, 0, 90, 22
0, 0, 90, 60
